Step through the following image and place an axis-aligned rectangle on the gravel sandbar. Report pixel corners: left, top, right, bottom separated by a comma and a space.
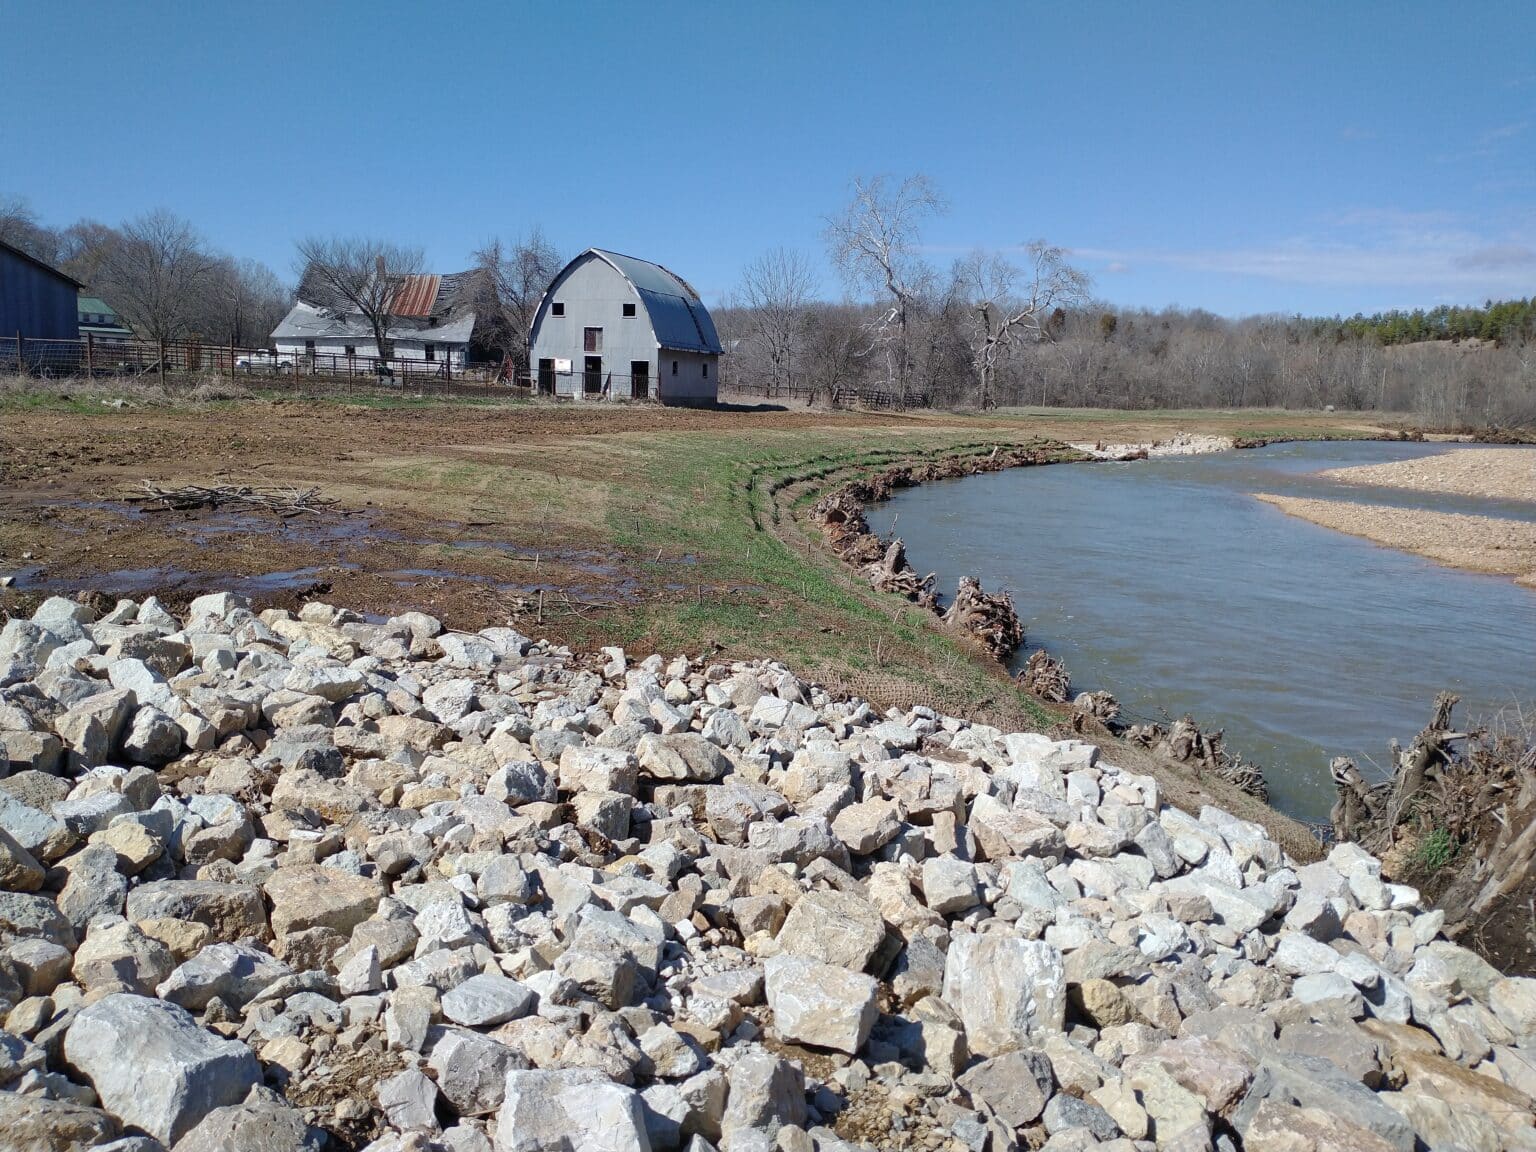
1322, 447, 1536, 501
1255, 494, 1536, 587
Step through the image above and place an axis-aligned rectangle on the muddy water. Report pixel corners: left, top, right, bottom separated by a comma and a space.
867, 442, 1536, 824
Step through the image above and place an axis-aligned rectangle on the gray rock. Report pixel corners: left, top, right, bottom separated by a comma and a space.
958, 1050, 1054, 1127
775, 890, 885, 972
720, 1050, 806, 1141
428, 1026, 530, 1117
379, 1067, 442, 1132
173, 1099, 327, 1152
63, 993, 261, 1145
921, 856, 982, 915
442, 972, 536, 1027
636, 732, 731, 782
157, 943, 293, 1011
0, 891, 77, 951
125, 880, 268, 943
0, 791, 76, 862
764, 954, 877, 1055
1042, 1094, 1120, 1140
0, 1090, 120, 1152
122, 706, 184, 765
942, 932, 1065, 1056
1230, 1052, 1414, 1152
496, 1068, 650, 1152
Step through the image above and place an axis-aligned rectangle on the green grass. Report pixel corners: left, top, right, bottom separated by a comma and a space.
1417, 827, 1458, 872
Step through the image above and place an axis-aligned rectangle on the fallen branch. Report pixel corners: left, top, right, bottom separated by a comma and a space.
126, 482, 348, 518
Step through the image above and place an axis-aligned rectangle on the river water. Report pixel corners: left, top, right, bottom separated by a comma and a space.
866, 442, 1536, 824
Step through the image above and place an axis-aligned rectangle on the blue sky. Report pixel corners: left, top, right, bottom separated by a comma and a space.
3, 1, 1533, 316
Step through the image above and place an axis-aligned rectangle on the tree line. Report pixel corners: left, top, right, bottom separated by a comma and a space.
720, 175, 1535, 428
1, 196, 289, 347
0, 195, 562, 373
5, 183, 1532, 427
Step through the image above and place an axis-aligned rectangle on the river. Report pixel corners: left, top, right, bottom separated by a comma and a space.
866, 441, 1536, 824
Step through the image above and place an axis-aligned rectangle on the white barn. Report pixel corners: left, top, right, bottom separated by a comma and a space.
528, 249, 721, 404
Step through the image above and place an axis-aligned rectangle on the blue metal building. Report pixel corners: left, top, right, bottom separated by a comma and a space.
0, 239, 83, 343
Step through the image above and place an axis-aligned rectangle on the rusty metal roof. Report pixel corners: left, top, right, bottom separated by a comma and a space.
389, 274, 441, 318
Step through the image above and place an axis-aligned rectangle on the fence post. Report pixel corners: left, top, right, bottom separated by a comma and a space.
14, 331, 22, 374
292, 353, 299, 394
85, 332, 94, 377
157, 339, 166, 388
228, 337, 235, 379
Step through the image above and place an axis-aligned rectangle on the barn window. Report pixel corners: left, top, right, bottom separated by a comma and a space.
623, 302, 637, 317
425, 344, 436, 362
702, 362, 709, 379
551, 302, 565, 316
344, 345, 356, 357
672, 360, 678, 376
304, 340, 315, 355
584, 327, 602, 353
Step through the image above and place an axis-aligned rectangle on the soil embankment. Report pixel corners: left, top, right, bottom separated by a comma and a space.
1255, 494, 1536, 587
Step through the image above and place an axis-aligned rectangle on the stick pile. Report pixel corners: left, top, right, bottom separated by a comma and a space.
127, 481, 346, 517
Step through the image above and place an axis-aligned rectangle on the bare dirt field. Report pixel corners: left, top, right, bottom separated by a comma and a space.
1255, 494, 1536, 587
1322, 445, 1536, 501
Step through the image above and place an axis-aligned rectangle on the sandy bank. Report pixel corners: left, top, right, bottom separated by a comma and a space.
1322, 446, 1536, 502
1255, 494, 1536, 587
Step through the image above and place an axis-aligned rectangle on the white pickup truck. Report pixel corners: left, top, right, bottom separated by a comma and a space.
233, 351, 299, 372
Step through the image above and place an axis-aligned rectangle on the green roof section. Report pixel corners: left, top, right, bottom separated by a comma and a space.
77, 296, 118, 316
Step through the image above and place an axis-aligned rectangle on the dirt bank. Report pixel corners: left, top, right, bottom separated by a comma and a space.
1322, 446, 1536, 501
1255, 494, 1536, 586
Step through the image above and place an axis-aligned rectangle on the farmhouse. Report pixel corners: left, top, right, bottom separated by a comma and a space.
77, 294, 133, 344
272, 266, 490, 370
0, 238, 83, 346
529, 248, 721, 404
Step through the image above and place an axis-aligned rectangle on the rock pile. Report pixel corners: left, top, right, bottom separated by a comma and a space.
0, 591, 1534, 1152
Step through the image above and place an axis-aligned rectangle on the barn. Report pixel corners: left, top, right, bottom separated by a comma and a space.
529, 249, 721, 404
1, 239, 83, 347
272, 266, 489, 372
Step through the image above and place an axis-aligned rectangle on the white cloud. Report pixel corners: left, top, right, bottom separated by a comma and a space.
1071, 209, 1536, 296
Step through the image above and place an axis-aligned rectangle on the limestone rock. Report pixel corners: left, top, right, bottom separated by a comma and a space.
263, 865, 384, 938
942, 932, 1066, 1056
63, 993, 261, 1145
764, 953, 877, 1055
775, 890, 885, 972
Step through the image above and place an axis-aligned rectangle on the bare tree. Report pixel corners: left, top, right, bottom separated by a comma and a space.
736, 247, 816, 394
471, 229, 562, 373
955, 243, 1090, 408
825, 174, 945, 404
204, 257, 291, 347
0, 195, 62, 263
95, 210, 219, 343
294, 236, 424, 360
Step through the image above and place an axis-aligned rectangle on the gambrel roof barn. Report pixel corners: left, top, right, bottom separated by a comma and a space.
529, 248, 721, 405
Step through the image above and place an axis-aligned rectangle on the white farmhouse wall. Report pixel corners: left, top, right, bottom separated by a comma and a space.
275, 336, 466, 367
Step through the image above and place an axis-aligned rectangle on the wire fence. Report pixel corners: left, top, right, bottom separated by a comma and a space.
0, 333, 505, 385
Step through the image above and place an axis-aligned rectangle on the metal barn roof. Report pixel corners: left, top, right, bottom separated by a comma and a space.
272, 301, 476, 345
585, 249, 723, 354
